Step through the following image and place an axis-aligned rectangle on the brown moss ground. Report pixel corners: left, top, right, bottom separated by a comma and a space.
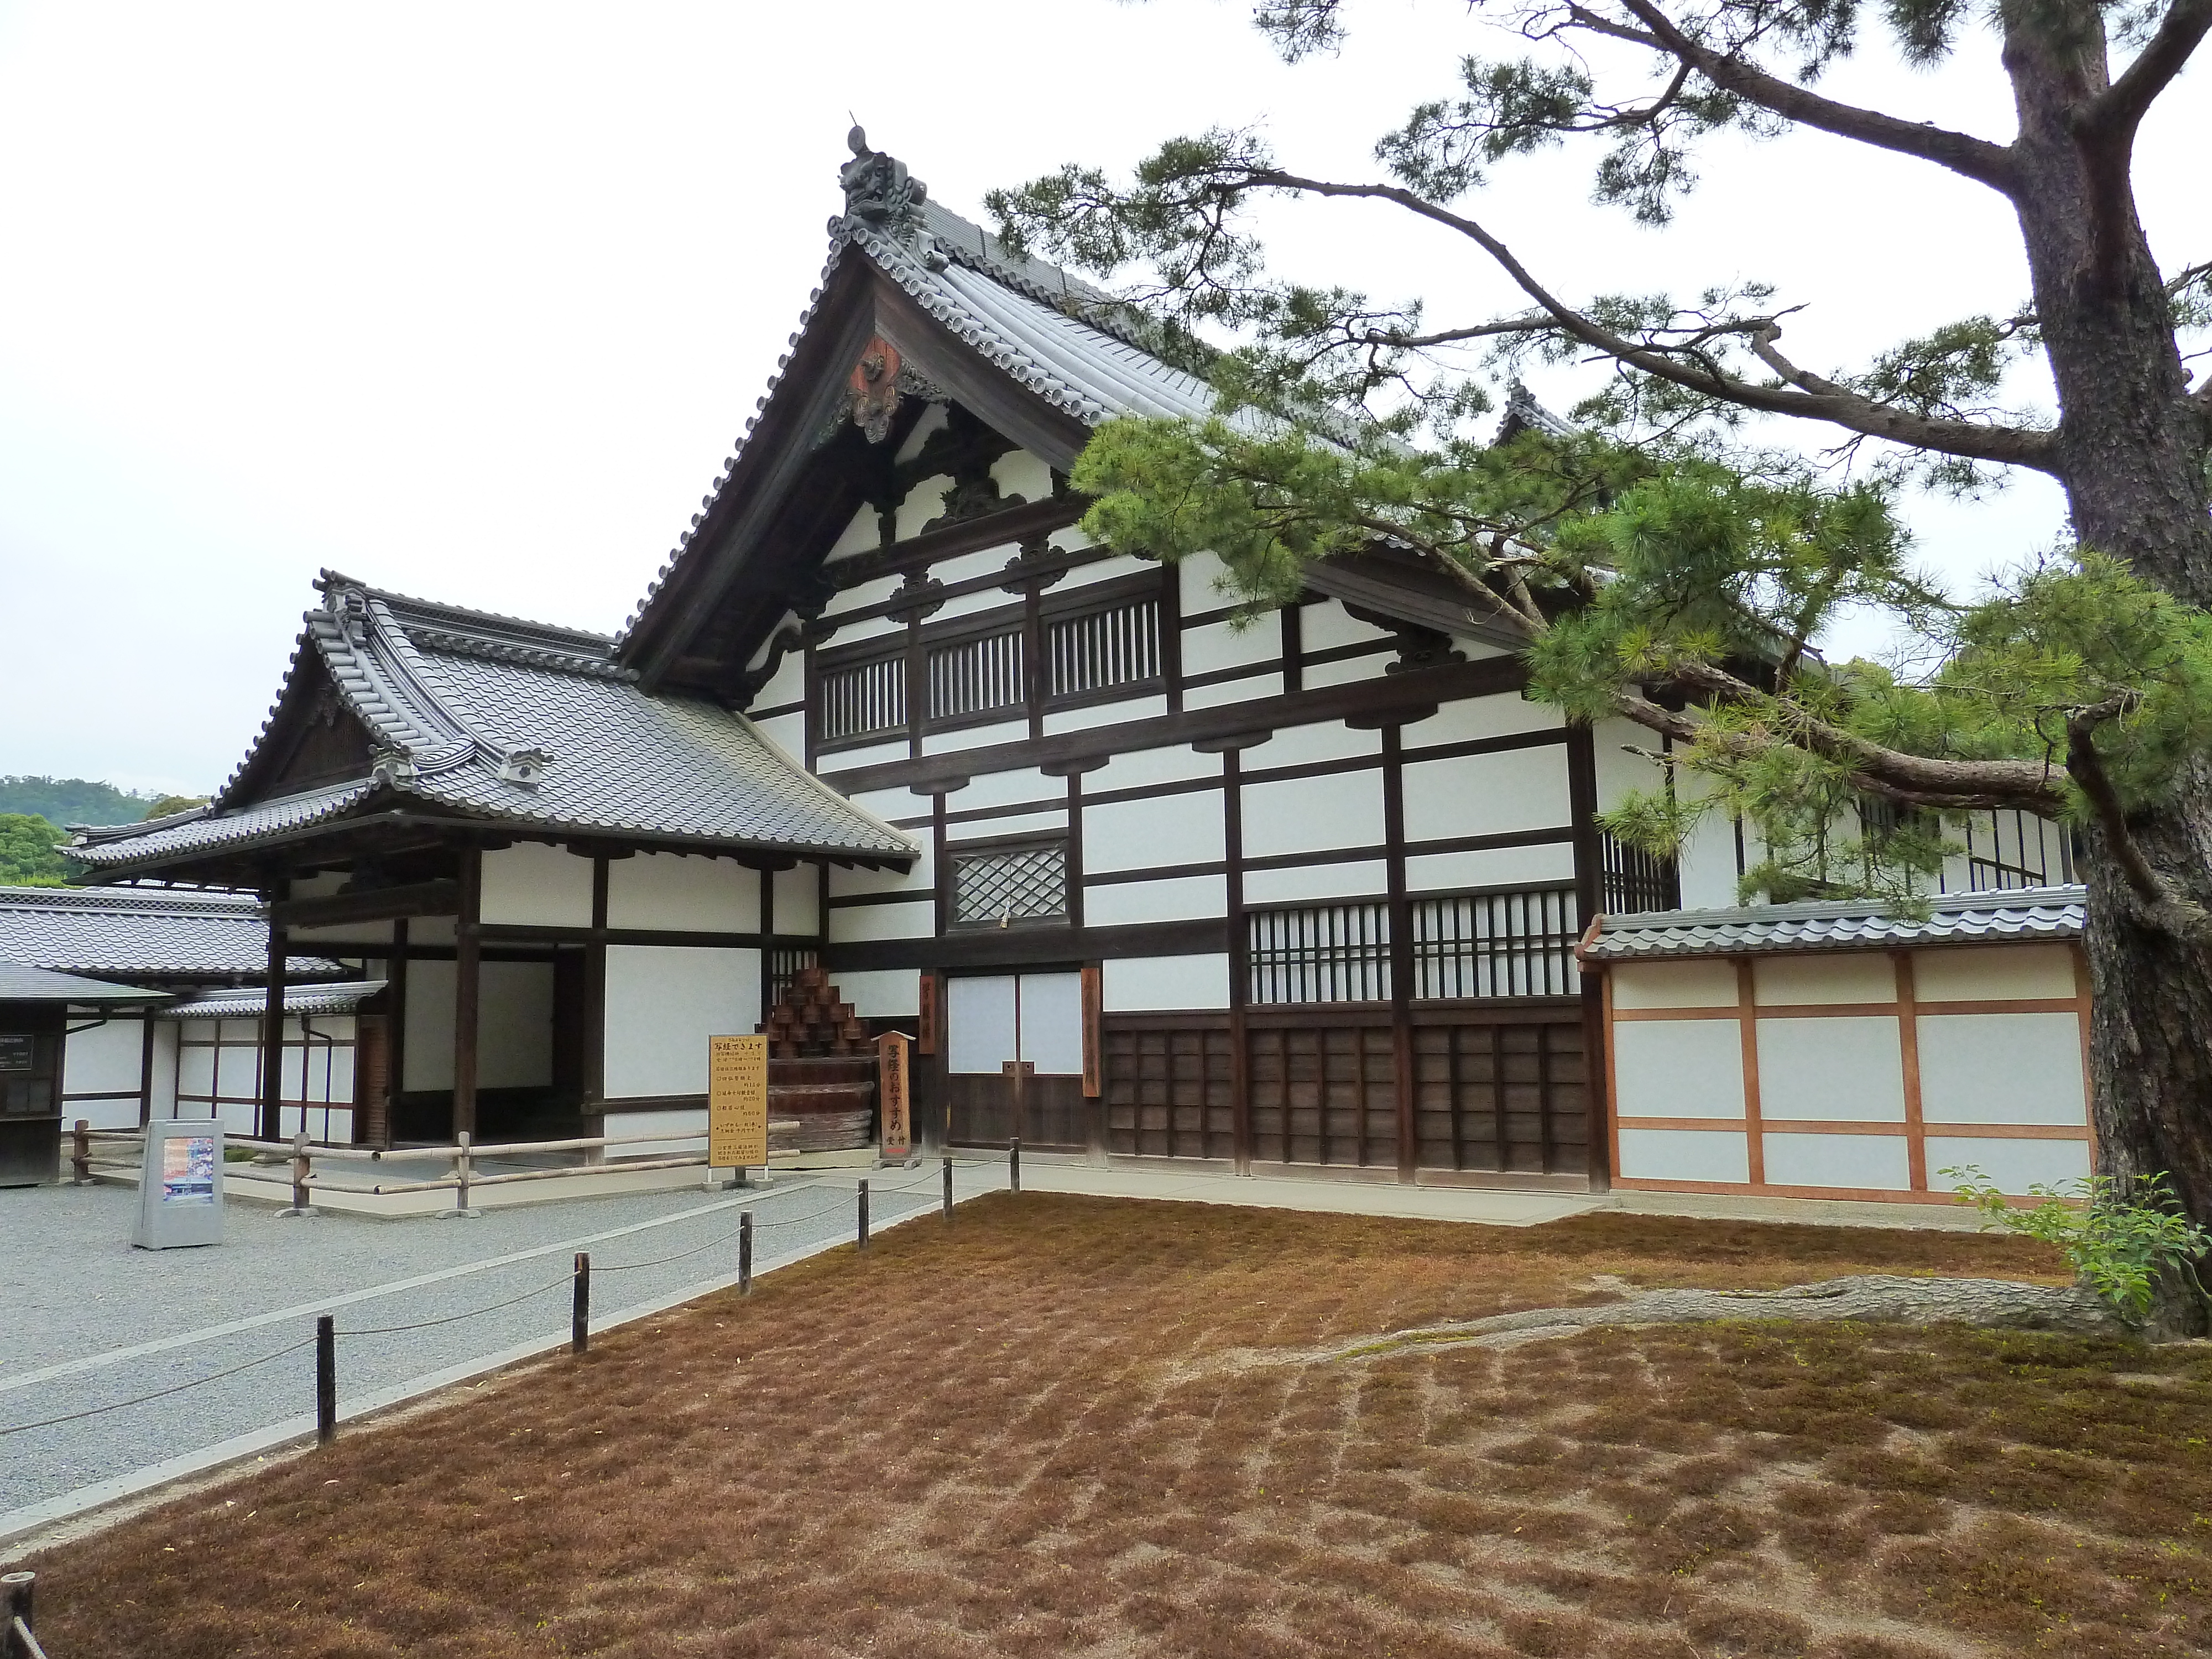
29, 1196, 2212, 1658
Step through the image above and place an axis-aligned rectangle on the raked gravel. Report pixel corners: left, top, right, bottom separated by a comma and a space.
0, 1168, 947, 1520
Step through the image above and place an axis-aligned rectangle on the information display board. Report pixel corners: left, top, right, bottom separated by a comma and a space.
134, 1117, 226, 1249
708, 1033, 769, 1170
877, 1031, 912, 1162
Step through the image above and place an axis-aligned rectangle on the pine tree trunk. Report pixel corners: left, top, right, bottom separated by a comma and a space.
2005, 7, 2212, 1315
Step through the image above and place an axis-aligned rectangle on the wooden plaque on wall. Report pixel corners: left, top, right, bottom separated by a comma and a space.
708, 1034, 769, 1168
916, 972, 939, 1056
1081, 963, 1103, 1099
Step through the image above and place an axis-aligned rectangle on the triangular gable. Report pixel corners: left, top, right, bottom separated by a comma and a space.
616, 134, 1562, 699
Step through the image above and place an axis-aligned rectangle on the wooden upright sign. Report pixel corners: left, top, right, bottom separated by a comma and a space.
916, 972, 938, 1056
877, 1031, 912, 1162
708, 1034, 769, 1169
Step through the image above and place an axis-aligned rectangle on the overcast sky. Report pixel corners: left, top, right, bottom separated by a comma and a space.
0, 1, 2201, 797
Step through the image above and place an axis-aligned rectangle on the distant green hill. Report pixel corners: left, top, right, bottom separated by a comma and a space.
0, 775, 168, 827
0, 813, 72, 886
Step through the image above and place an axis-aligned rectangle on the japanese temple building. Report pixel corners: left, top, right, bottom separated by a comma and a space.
67, 134, 2086, 1198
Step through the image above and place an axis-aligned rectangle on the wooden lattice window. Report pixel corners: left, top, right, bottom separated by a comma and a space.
1045, 592, 1160, 704
1247, 901, 1393, 1004
1411, 886, 1580, 999
928, 628, 1025, 723
1598, 831, 1681, 915
950, 838, 1068, 927
816, 651, 906, 744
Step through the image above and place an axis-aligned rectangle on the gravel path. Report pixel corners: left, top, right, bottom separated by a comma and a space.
0, 1167, 954, 1522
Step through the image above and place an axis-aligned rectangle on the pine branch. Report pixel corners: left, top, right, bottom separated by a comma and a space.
2066, 693, 2212, 943
2077, 0, 2212, 147
1239, 168, 2063, 472
1572, 1, 2021, 193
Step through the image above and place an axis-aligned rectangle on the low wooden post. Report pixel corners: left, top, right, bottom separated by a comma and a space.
291, 1129, 311, 1214
315, 1315, 336, 1446
572, 1253, 590, 1355
739, 1211, 753, 1295
942, 1155, 953, 1221
1009, 1135, 1021, 1193
70, 1121, 89, 1186
857, 1179, 870, 1250
2, 1570, 35, 1656
454, 1130, 473, 1214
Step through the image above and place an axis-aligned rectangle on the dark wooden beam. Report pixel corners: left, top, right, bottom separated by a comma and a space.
269, 879, 459, 929
385, 918, 408, 1151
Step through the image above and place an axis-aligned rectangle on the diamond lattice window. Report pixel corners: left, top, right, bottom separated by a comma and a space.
951, 841, 1068, 927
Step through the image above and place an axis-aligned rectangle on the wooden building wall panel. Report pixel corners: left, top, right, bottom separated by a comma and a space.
1103, 1022, 1237, 1159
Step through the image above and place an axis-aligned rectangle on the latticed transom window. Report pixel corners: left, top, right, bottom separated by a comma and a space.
817, 652, 906, 743
951, 839, 1069, 927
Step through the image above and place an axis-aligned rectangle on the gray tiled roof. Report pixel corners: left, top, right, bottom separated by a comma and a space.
70, 581, 916, 874
0, 961, 169, 1005
0, 886, 344, 980
1581, 886, 2087, 962
168, 979, 385, 1020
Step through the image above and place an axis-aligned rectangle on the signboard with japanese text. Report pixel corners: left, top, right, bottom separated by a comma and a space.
708, 1034, 769, 1169
877, 1031, 912, 1161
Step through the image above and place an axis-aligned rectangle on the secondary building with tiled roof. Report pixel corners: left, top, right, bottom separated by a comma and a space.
0, 885, 342, 986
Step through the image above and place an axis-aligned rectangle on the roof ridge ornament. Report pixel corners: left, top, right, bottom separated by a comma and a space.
839, 126, 939, 263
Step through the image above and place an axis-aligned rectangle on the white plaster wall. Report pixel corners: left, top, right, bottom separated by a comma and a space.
608, 853, 760, 934
896, 473, 956, 540
1618, 1128, 1749, 1183
1182, 672, 1285, 710
832, 847, 929, 898
1912, 943, 2077, 1002
992, 448, 1056, 503
1089, 747, 1221, 793
1916, 1013, 2088, 1124
1084, 790, 1224, 873
1404, 843, 1575, 894
1923, 1135, 2090, 1190
822, 738, 912, 771
1591, 717, 1665, 813
1055, 553, 1154, 592
1182, 618, 1280, 677
603, 945, 761, 1099
1402, 748, 1573, 846
289, 920, 397, 947
1755, 1017, 1907, 1121
1178, 551, 1237, 613
1045, 695, 1172, 736
1753, 954, 1895, 1006
820, 611, 905, 646
405, 961, 456, 1092
828, 899, 937, 942
752, 648, 807, 708
947, 766, 1062, 813
1763, 1133, 1912, 1190
1242, 860, 1389, 905
1300, 599, 1395, 652
821, 573, 905, 623
1243, 721, 1382, 769
753, 712, 807, 761
846, 785, 927, 825
604, 1107, 707, 1158
1241, 771, 1384, 861
947, 810, 1065, 842
1301, 655, 1386, 690
773, 863, 821, 936
1402, 694, 1564, 750
1611, 960, 1739, 1009
479, 843, 594, 928
412, 916, 458, 946
63, 1018, 145, 1099
1672, 773, 1744, 910
1611, 1021, 1746, 1117
1083, 874, 1228, 926
147, 1020, 178, 1116
824, 504, 879, 561
924, 718, 1029, 755
933, 586, 1027, 625
837, 968, 922, 1018
1103, 953, 1232, 1011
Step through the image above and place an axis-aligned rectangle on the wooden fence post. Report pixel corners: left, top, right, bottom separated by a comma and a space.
2, 1570, 35, 1656
70, 1121, 89, 1186
857, 1180, 870, 1250
572, 1253, 590, 1355
315, 1316, 336, 1446
454, 1130, 473, 1215
942, 1156, 953, 1221
739, 1211, 753, 1295
291, 1129, 311, 1214
1009, 1136, 1021, 1193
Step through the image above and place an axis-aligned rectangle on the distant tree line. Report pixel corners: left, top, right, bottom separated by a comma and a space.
0, 777, 208, 889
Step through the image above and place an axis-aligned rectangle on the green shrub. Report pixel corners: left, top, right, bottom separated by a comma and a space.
1944, 1165, 2211, 1324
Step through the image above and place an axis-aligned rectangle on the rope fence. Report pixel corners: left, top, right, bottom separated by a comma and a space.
2, 1151, 1006, 1448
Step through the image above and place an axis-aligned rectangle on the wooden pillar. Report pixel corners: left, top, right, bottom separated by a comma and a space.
1383, 726, 1416, 1183
384, 919, 409, 1150
259, 919, 289, 1141
583, 856, 609, 1118
138, 1013, 156, 1128
1564, 720, 1611, 1190
1735, 956, 1766, 1188
1224, 749, 1251, 1175
452, 847, 482, 1140
1894, 950, 1928, 1192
